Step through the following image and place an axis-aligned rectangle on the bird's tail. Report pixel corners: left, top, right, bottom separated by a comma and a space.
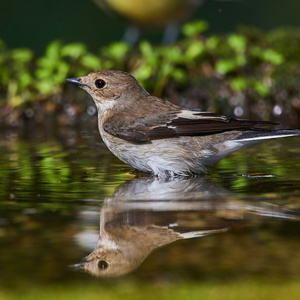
234, 129, 300, 144
207, 129, 300, 166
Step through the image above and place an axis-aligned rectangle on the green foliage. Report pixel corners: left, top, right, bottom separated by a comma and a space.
36, 41, 70, 94
228, 34, 247, 53
230, 76, 270, 96
0, 20, 299, 116
133, 41, 188, 94
101, 41, 130, 69
182, 20, 209, 37
0, 40, 103, 106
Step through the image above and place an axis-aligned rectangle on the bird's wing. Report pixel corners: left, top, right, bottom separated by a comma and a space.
103, 110, 276, 143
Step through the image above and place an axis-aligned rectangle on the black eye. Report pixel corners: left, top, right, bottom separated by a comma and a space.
95, 79, 106, 89
98, 260, 109, 270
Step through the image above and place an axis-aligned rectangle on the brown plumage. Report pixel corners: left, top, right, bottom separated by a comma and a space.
66, 70, 300, 177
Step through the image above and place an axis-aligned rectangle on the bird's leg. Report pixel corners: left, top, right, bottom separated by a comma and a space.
122, 25, 140, 45
162, 23, 180, 44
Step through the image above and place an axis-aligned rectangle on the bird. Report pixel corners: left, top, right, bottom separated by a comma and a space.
93, 0, 204, 44
66, 70, 300, 177
94, 0, 196, 29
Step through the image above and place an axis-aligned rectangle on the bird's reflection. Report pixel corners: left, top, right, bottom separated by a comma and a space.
73, 176, 299, 277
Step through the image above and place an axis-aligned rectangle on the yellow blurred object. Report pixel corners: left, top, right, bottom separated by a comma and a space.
94, 0, 198, 29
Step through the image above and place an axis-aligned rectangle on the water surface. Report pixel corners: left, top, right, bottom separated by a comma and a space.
0, 126, 300, 290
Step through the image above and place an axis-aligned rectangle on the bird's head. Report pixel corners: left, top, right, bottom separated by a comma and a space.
66, 70, 149, 109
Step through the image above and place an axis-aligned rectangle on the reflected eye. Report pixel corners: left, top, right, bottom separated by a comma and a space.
95, 79, 106, 89
98, 260, 109, 270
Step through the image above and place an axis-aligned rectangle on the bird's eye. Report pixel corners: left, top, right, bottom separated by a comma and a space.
95, 79, 106, 89
98, 260, 109, 270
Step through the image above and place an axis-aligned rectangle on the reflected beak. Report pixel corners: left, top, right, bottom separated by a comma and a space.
65, 77, 88, 87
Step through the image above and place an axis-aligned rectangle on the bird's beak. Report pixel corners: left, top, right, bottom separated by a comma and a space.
65, 77, 88, 87
69, 262, 86, 270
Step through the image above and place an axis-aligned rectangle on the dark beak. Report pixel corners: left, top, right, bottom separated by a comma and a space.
65, 77, 87, 87
69, 262, 86, 270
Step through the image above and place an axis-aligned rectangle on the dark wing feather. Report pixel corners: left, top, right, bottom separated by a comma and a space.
103, 111, 277, 143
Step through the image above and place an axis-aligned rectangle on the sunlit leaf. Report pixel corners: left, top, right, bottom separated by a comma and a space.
253, 80, 270, 96
228, 34, 247, 53
172, 68, 187, 82
263, 49, 284, 65
185, 41, 205, 60
80, 54, 102, 69
102, 42, 130, 61
134, 64, 152, 81
36, 80, 55, 94
160, 46, 183, 62
19, 72, 33, 87
11, 49, 33, 63
215, 59, 237, 74
231, 77, 247, 91
182, 20, 208, 37
45, 40, 62, 59
61, 43, 87, 58
206, 36, 220, 50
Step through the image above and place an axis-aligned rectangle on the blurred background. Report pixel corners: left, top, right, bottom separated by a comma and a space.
1, 0, 300, 128
2, 0, 300, 52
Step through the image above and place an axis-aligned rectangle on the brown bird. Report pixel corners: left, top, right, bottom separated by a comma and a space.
66, 70, 300, 177
93, 0, 202, 43
94, 0, 196, 29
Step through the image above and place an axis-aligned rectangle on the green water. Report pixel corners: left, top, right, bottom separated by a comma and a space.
0, 125, 300, 294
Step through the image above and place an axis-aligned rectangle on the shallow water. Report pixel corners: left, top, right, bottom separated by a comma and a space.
0, 126, 300, 288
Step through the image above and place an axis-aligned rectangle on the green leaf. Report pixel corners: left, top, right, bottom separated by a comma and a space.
18, 72, 33, 87
230, 77, 247, 91
80, 54, 102, 69
253, 80, 270, 96
102, 42, 130, 60
182, 20, 208, 37
215, 59, 237, 74
206, 36, 220, 50
172, 68, 187, 82
61, 43, 87, 58
185, 41, 205, 60
250, 46, 263, 57
236, 54, 247, 66
53, 62, 70, 82
45, 41, 62, 59
228, 34, 247, 53
134, 64, 152, 81
11, 49, 33, 63
36, 80, 54, 94
250, 46, 284, 65
139, 40, 152, 56
160, 46, 183, 62
263, 49, 284, 65
139, 41, 158, 66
